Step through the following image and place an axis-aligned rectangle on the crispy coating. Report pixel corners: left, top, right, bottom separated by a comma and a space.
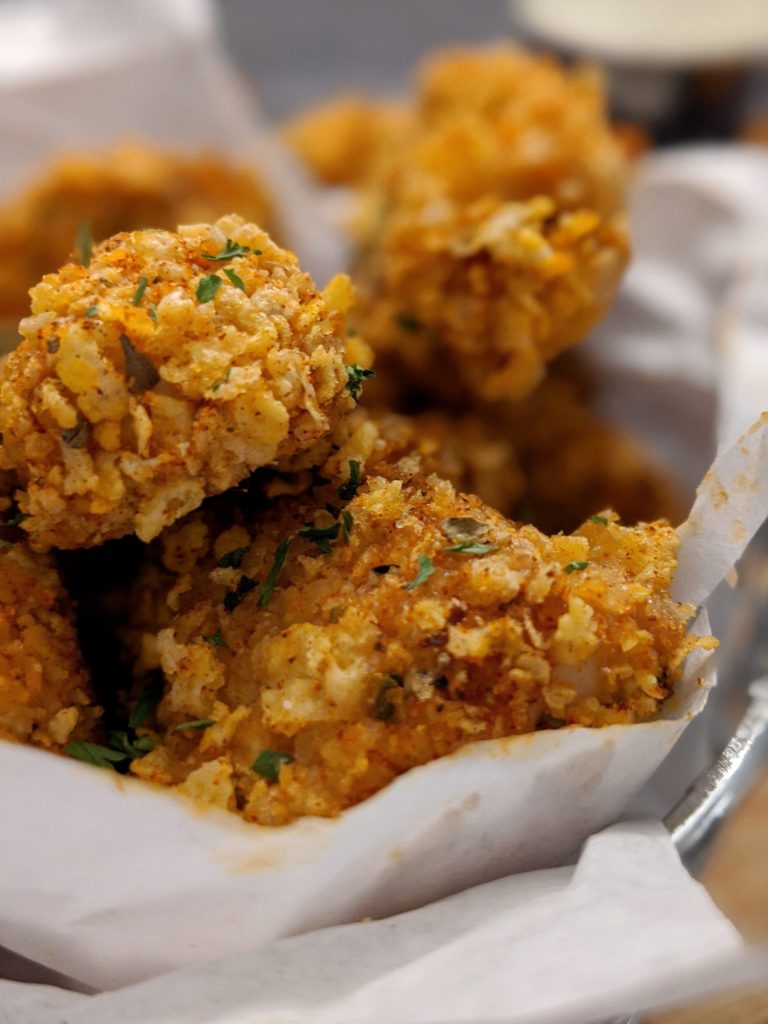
351, 46, 629, 402
0, 215, 353, 549
0, 144, 276, 321
282, 96, 413, 187
0, 542, 99, 749
123, 459, 708, 826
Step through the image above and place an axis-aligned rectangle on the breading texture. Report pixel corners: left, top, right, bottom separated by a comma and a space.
351, 46, 630, 402
282, 96, 413, 187
124, 462, 710, 826
0, 543, 99, 749
0, 215, 354, 549
0, 144, 276, 321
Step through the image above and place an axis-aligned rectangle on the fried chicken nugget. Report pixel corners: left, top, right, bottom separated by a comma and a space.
0, 144, 276, 321
351, 46, 629, 402
0, 215, 354, 549
121, 455, 709, 826
0, 541, 99, 750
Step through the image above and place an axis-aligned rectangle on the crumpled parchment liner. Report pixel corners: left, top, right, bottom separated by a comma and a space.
1, 0, 767, 996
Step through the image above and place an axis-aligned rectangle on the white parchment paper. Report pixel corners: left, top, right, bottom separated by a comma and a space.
1, 0, 768, 1016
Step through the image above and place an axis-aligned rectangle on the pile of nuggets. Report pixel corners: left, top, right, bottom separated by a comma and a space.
0, 46, 713, 826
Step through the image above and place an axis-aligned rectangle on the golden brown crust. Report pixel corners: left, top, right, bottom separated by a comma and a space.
0, 144, 277, 321
124, 459, 707, 825
0, 543, 99, 749
350, 45, 630, 403
0, 215, 353, 549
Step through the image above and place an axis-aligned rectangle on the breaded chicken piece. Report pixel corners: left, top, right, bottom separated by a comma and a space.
0, 541, 99, 750
0, 144, 276, 321
0, 215, 354, 549
119, 457, 709, 826
282, 96, 413, 187
351, 46, 629, 402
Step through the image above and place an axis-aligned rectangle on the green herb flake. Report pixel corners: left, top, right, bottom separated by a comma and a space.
345, 363, 375, 404
172, 719, 215, 732
85, 306, 99, 318
297, 521, 340, 555
404, 555, 435, 591
131, 275, 149, 306
258, 536, 293, 608
147, 303, 158, 322
0, 538, 14, 550
196, 274, 222, 304
373, 563, 398, 575
564, 560, 589, 575
222, 267, 245, 291
338, 460, 362, 502
119, 333, 160, 393
224, 574, 258, 612
61, 418, 90, 449
202, 627, 228, 648
589, 514, 609, 526
75, 221, 93, 268
218, 546, 249, 569
444, 541, 498, 555
108, 730, 155, 759
2, 513, 25, 528
251, 748, 293, 783
211, 367, 231, 393
395, 313, 422, 333
202, 239, 257, 262
64, 740, 128, 770
373, 675, 403, 721
340, 510, 353, 543
442, 517, 489, 543
129, 673, 164, 729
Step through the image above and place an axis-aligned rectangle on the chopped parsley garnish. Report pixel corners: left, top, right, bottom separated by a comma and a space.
442, 517, 489, 543
338, 459, 361, 501
0, 539, 14, 550
251, 749, 293, 783
108, 730, 155, 759
404, 555, 435, 591
211, 367, 231, 393
64, 741, 128, 769
61, 418, 90, 449
172, 719, 214, 732
75, 221, 93, 268
258, 536, 292, 608
345, 363, 375, 404
589, 514, 609, 526
373, 675, 403, 721
341, 510, 353, 543
395, 312, 422, 333
218, 546, 249, 569
444, 541, 498, 555
119, 334, 160, 393
85, 306, 99, 318
131, 275, 149, 306
202, 627, 228, 648
147, 303, 158, 322
196, 274, 222, 303
202, 239, 258, 262
223, 267, 245, 291
129, 674, 164, 729
224, 574, 258, 611
564, 560, 589, 574
2, 512, 25, 528
373, 563, 398, 575
297, 521, 340, 555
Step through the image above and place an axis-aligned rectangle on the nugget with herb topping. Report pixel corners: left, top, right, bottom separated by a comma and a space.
352, 46, 629, 402
0, 215, 354, 549
119, 465, 708, 826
